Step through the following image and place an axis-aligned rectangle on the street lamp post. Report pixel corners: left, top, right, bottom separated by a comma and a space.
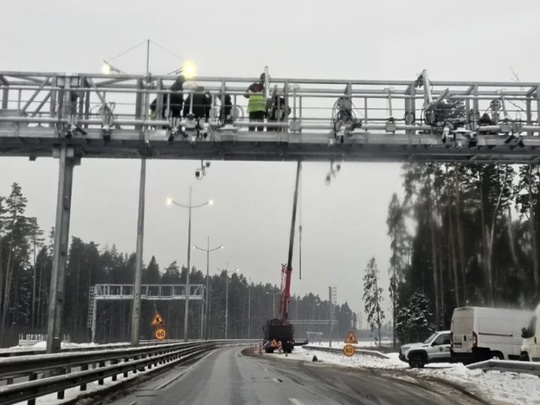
167, 189, 212, 341
248, 281, 251, 339
266, 291, 280, 319
245, 279, 260, 339
224, 265, 239, 339
312, 302, 320, 331
194, 238, 223, 340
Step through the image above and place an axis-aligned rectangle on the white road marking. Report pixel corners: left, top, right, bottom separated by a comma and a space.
155, 370, 188, 390
289, 399, 304, 405
156, 349, 215, 390
127, 402, 137, 405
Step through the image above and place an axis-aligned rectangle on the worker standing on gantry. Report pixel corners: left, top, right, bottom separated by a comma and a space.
244, 73, 267, 131
268, 94, 291, 132
183, 84, 212, 138
150, 75, 186, 121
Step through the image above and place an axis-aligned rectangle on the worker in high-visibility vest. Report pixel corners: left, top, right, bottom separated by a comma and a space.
244, 73, 267, 131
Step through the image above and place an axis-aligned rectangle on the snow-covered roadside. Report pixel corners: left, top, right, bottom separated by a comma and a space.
419, 365, 540, 405
0, 341, 129, 354
278, 346, 540, 405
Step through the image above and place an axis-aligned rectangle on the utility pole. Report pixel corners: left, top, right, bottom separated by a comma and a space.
194, 238, 223, 339
225, 264, 229, 339
329, 286, 337, 348
130, 39, 150, 347
247, 281, 251, 339
185, 187, 192, 341
167, 192, 212, 341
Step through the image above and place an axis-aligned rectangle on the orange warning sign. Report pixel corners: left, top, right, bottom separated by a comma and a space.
270, 339, 278, 347
343, 344, 356, 357
344, 331, 358, 344
154, 327, 167, 340
151, 312, 164, 327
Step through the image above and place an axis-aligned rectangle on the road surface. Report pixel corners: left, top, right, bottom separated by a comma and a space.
105, 346, 489, 405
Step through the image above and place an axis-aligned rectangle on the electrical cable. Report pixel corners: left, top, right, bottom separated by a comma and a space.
107, 40, 148, 62
150, 40, 185, 61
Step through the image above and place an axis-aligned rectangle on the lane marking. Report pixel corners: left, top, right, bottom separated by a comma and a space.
155, 369, 189, 390
289, 399, 304, 405
128, 402, 137, 405
155, 349, 216, 390
273, 377, 283, 383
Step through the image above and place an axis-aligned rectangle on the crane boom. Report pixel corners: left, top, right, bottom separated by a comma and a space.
280, 160, 302, 322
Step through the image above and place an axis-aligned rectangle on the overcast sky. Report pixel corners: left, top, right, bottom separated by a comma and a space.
2, 0, 540, 325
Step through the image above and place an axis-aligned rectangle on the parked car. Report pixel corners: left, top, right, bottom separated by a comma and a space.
399, 330, 452, 368
520, 303, 540, 362
451, 306, 533, 363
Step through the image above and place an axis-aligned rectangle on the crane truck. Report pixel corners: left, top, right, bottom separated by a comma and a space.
263, 161, 301, 354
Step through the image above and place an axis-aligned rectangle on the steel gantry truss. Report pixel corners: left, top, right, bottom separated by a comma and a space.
87, 284, 205, 343
4, 68, 540, 352
2, 69, 540, 163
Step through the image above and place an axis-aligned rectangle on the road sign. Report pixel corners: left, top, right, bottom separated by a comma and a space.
270, 339, 278, 347
343, 344, 356, 357
151, 312, 164, 326
154, 327, 167, 341
344, 331, 358, 344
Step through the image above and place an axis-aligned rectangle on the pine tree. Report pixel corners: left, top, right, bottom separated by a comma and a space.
1, 183, 29, 344
362, 257, 385, 346
387, 193, 408, 347
395, 292, 434, 343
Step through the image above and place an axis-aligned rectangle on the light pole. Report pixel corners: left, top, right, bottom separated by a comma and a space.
245, 280, 261, 339
167, 190, 213, 341
194, 238, 223, 340
312, 302, 320, 331
266, 291, 281, 319
224, 265, 239, 339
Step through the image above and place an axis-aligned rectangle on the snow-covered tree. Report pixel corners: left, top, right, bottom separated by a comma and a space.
395, 292, 434, 343
363, 257, 385, 346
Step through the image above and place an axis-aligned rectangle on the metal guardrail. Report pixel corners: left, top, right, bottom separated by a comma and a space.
303, 344, 390, 359
0, 339, 182, 358
467, 359, 540, 376
0, 339, 258, 405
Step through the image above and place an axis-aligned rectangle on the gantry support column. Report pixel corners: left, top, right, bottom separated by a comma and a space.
46, 144, 77, 353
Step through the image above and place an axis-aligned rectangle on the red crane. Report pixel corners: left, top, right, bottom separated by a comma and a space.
264, 161, 301, 353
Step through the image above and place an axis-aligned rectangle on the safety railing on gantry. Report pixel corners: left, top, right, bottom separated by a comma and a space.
2, 69, 540, 162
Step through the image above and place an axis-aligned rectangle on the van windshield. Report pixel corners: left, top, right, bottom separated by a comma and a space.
424, 333, 437, 344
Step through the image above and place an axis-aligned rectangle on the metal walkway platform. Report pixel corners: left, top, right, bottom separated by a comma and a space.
2, 70, 540, 163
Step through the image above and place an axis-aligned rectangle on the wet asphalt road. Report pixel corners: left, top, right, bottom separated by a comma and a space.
106, 346, 489, 405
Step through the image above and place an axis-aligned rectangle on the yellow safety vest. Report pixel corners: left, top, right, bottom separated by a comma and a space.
248, 91, 266, 113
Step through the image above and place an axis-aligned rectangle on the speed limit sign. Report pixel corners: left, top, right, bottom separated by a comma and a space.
154, 327, 167, 341
342, 344, 355, 357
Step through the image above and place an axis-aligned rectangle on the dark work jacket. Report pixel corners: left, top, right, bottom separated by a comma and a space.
184, 92, 212, 119
150, 80, 185, 118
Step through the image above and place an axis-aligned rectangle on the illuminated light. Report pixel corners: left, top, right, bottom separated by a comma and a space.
101, 63, 112, 75
182, 60, 197, 79
208, 199, 214, 206
166, 197, 174, 206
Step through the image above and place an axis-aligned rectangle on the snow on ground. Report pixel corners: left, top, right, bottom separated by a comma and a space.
419, 365, 540, 405
0, 341, 129, 354
279, 346, 540, 405
306, 340, 393, 349
285, 346, 406, 369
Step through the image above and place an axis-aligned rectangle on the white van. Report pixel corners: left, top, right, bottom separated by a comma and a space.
520, 303, 540, 362
451, 306, 533, 363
